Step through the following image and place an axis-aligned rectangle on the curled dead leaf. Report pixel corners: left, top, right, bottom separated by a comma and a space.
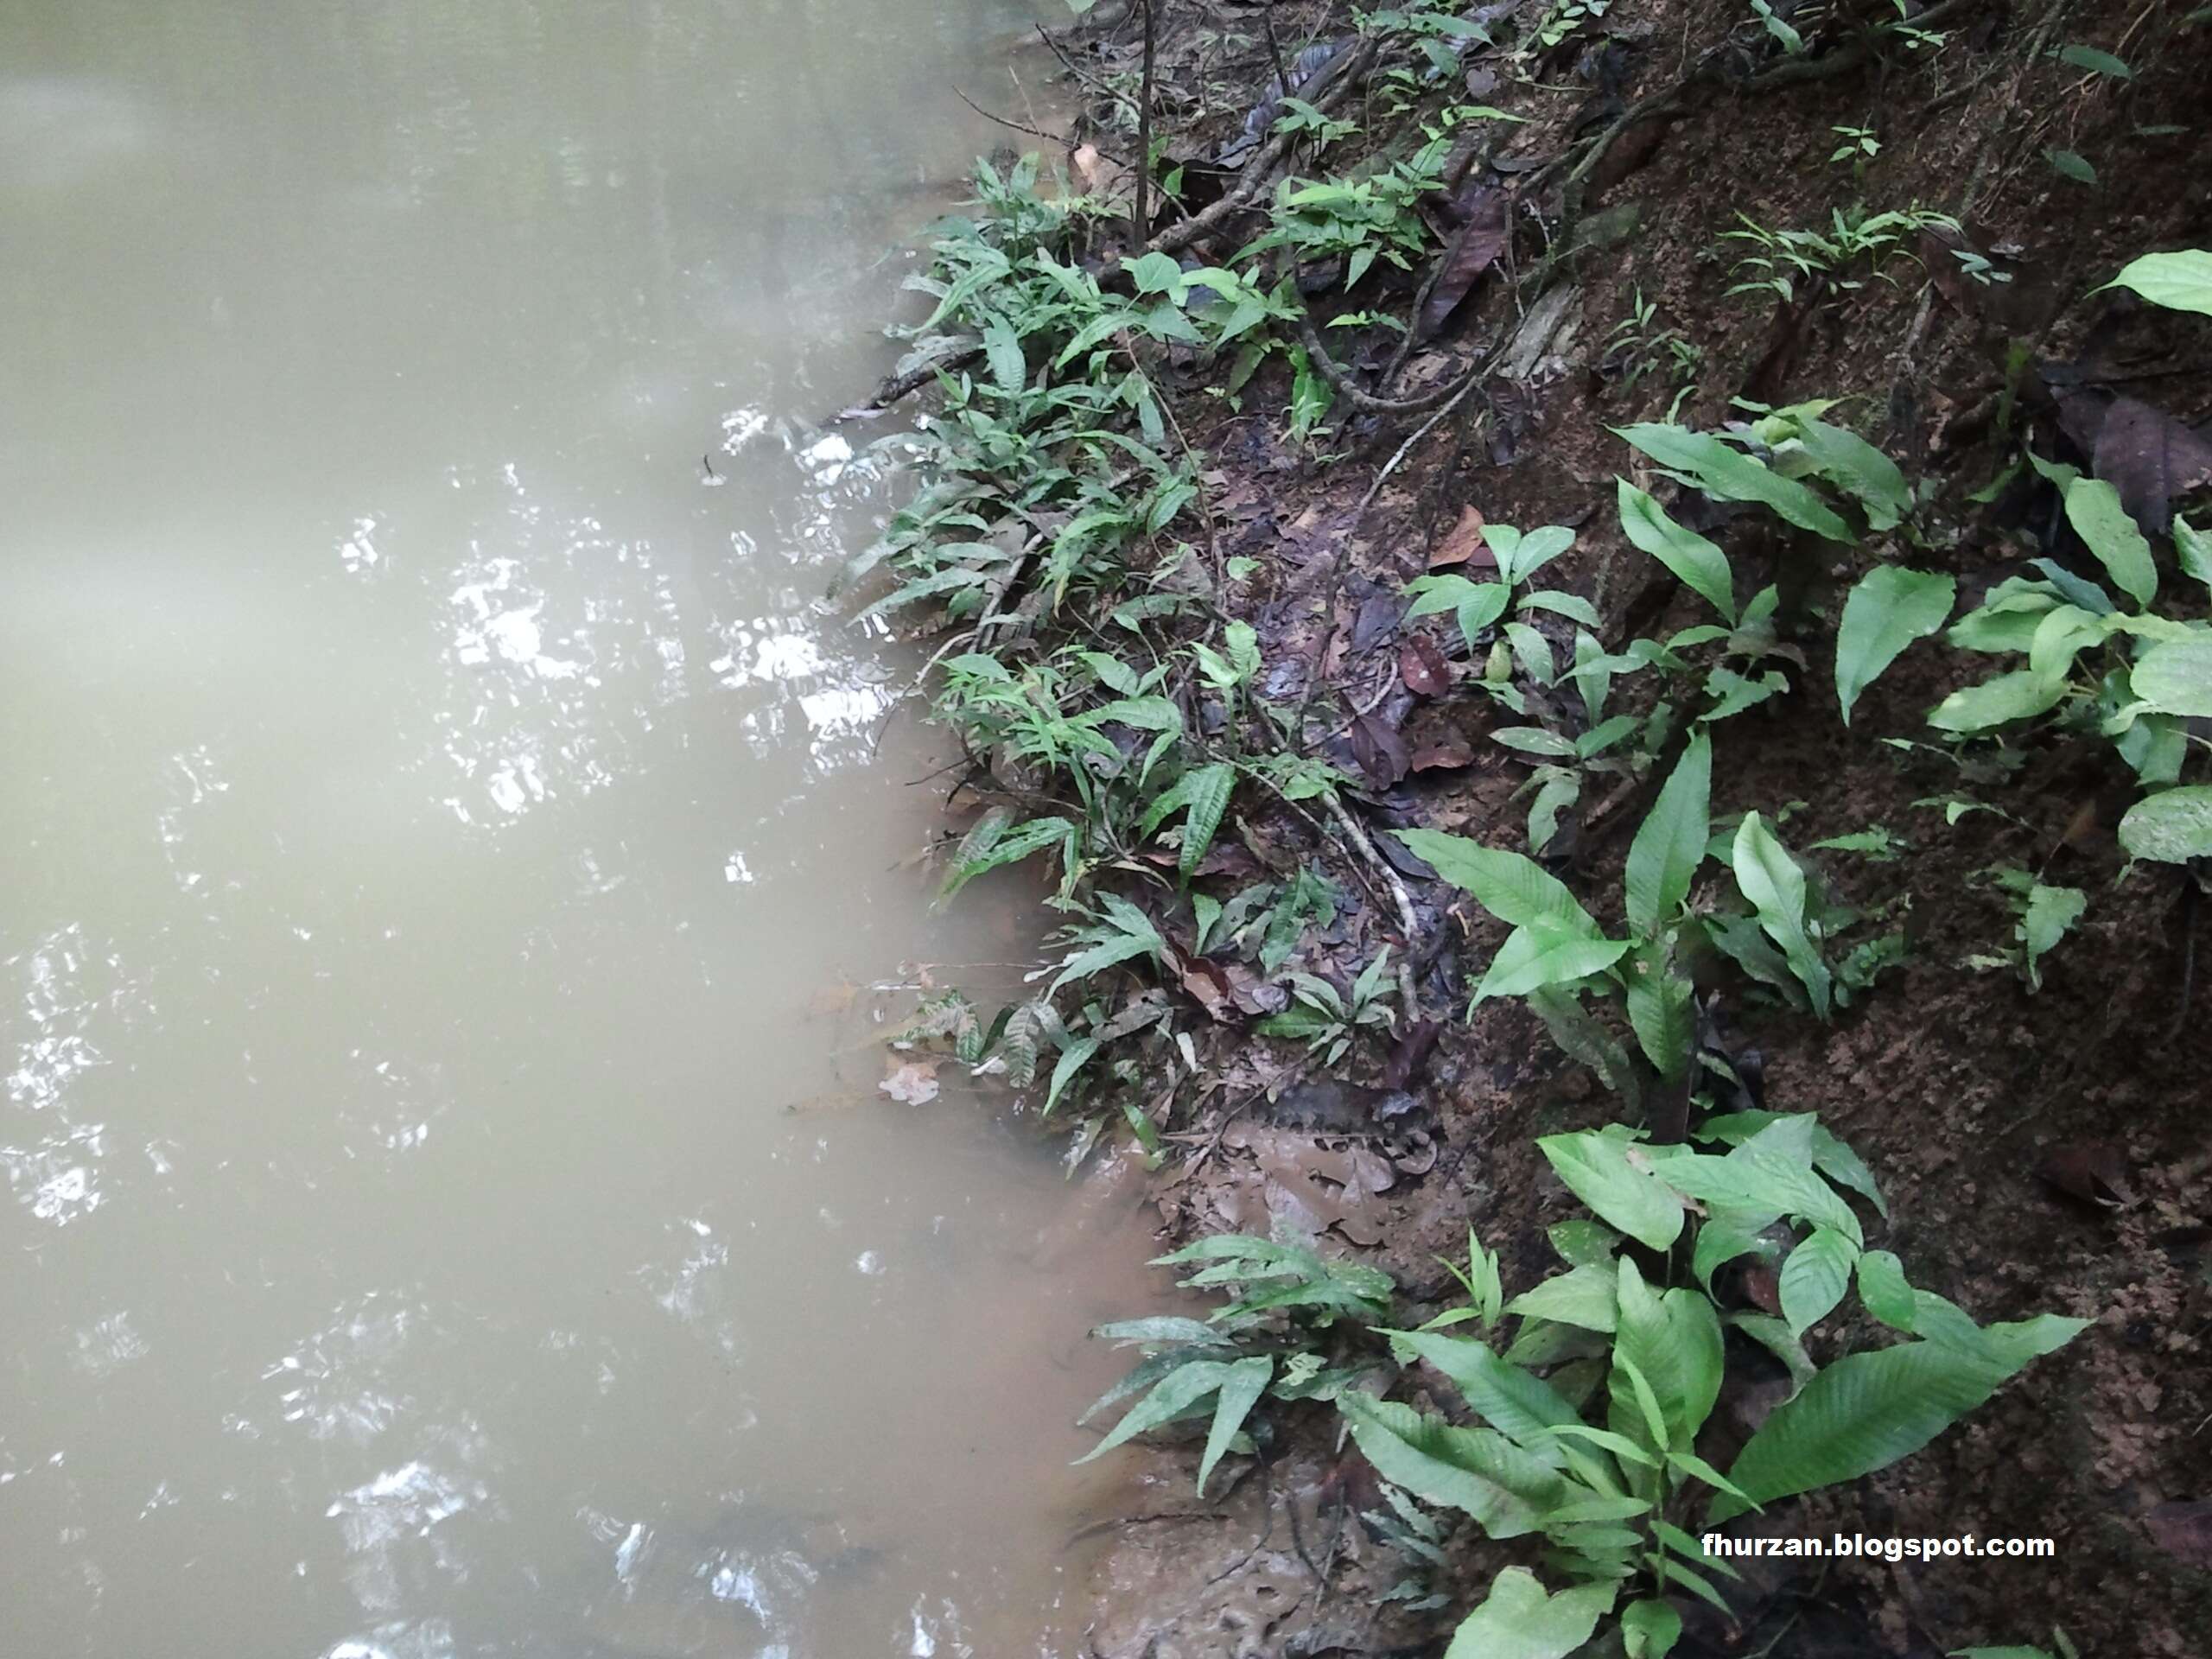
2038, 1139, 2138, 1209
1400, 635, 1451, 696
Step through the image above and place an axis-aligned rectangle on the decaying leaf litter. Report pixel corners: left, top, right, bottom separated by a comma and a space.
831, 2, 2212, 1654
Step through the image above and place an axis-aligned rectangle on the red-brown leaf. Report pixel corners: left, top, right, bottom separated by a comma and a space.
1400, 635, 1451, 696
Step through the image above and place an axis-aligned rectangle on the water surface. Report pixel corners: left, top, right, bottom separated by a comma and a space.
0, 3, 1156, 1654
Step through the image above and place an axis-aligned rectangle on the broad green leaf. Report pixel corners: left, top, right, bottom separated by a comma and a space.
1626, 734, 1712, 935
1506, 1263, 1621, 1332
1711, 1331, 2078, 1522
1393, 830, 1601, 934
1198, 1356, 1272, 1494
1622, 1597, 1683, 1659
1928, 668, 2069, 732
1548, 1218, 1621, 1268
1044, 1036, 1100, 1113
2098, 248, 2212, 315
940, 815, 1074, 901
2021, 884, 2087, 988
1442, 1567, 1615, 1659
1836, 567, 1955, 724
1527, 986, 1645, 1114
1729, 1312, 1817, 1398
2119, 784, 2212, 862
2063, 477, 2157, 608
1500, 524, 1577, 587
1475, 923, 1630, 1002
1693, 1205, 1780, 1291
1855, 1250, 1916, 1332
2177, 518, 2212, 588
1616, 480, 1737, 621
1778, 1226, 1859, 1336
1731, 814, 1832, 1018
1612, 423, 1852, 542
1125, 250, 1185, 296
1338, 1395, 1564, 1538
1538, 1131, 1687, 1250
2130, 633, 2212, 717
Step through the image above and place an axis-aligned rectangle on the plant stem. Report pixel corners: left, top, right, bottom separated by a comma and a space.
1134, 0, 1158, 241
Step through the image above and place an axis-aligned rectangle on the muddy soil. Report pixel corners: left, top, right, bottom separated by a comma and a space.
917, 3, 2212, 1656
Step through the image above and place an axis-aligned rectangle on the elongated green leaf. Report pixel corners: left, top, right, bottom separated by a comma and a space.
1789, 416, 1911, 532
1778, 1226, 1859, 1336
940, 815, 1075, 901
2059, 42, 2133, 79
1198, 1356, 1272, 1493
1731, 814, 1832, 1018
1443, 1568, 1615, 1659
1393, 830, 1600, 934
982, 321, 1027, 393
1617, 480, 1737, 621
2130, 633, 2212, 717
1141, 762, 1235, 878
1613, 423, 1852, 542
1626, 734, 1712, 935
1928, 668, 2069, 732
1711, 1332, 2076, 1522
1539, 1131, 1686, 1250
1475, 924, 1630, 1002
1837, 567, 1955, 724
1044, 1036, 1100, 1113
2063, 477, 2158, 609
2099, 248, 2212, 316
1338, 1395, 1563, 1538
1613, 1259, 1725, 1448
2119, 784, 2212, 862
1385, 1330, 1579, 1449
1076, 1357, 1234, 1462
1624, 948, 1695, 1083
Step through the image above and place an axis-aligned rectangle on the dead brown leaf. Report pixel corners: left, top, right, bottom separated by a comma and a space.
2037, 1139, 2137, 1208
2093, 395, 2212, 535
1428, 505, 1494, 569
1400, 635, 1451, 696
1410, 736, 1474, 772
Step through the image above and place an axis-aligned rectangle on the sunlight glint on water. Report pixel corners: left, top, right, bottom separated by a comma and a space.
0, 3, 1154, 1655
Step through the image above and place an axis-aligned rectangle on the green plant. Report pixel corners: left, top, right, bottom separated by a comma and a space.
1239, 135, 1450, 292
1828, 124, 1880, 164
1077, 1234, 1394, 1491
1605, 288, 1703, 411
1965, 867, 2087, 993
1258, 947, 1400, 1063
1720, 205, 1957, 308
1952, 1632, 2078, 1659
1340, 1114, 2083, 1657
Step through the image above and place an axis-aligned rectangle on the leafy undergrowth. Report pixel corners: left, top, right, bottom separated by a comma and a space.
849, 2, 2212, 1655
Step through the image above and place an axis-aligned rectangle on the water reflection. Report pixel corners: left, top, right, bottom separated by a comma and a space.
0, 1, 1160, 1655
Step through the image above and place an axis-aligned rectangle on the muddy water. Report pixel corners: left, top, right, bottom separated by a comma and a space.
0, 3, 1160, 1655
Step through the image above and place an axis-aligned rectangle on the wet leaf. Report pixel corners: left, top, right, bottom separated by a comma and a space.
2037, 1140, 2137, 1208
1351, 711, 1411, 787
2092, 396, 2212, 535
880, 1060, 940, 1104
2131, 634, 2212, 718
1420, 186, 1510, 338
2146, 1498, 2212, 1568
1401, 634, 1452, 696
2119, 784, 2212, 862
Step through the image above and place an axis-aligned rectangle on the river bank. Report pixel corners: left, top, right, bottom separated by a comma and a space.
861, 3, 2212, 1656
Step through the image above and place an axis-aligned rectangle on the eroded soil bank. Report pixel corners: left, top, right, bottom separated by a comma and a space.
860, 3, 2212, 1656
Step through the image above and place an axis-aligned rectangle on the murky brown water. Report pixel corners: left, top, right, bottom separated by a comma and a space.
0, 3, 1159, 1655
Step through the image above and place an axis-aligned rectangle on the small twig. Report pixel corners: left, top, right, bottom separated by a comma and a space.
1133, 0, 1159, 238
952, 85, 1069, 152
832, 346, 985, 423
1322, 792, 1424, 1015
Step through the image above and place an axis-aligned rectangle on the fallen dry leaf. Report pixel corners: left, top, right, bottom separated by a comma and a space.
1400, 635, 1451, 696
879, 1060, 939, 1105
1410, 736, 1474, 772
2093, 395, 2212, 535
2146, 1499, 2212, 1569
2037, 1139, 2137, 1208
1420, 184, 1508, 339
1428, 505, 1493, 569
